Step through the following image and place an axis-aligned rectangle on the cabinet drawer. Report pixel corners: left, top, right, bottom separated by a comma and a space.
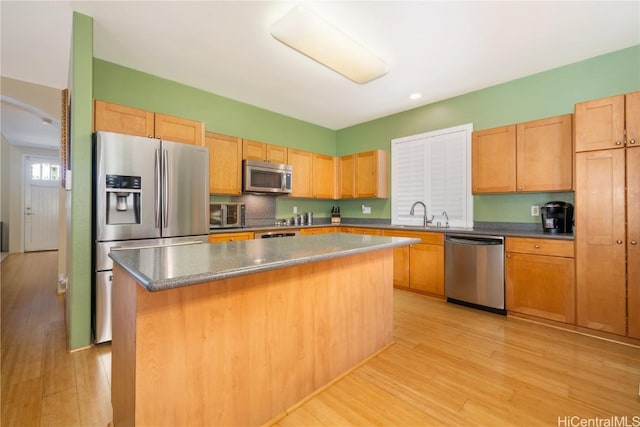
209, 232, 254, 243
506, 237, 574, 257
381, 230, 444, 245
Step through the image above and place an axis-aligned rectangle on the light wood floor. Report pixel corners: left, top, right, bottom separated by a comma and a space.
2, 252, 639, 426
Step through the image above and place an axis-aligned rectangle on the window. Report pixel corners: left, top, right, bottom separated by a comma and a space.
391, 123, 473, 228
29, 161, 60, 183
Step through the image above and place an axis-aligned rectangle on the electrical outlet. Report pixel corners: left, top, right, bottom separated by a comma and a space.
531, 205, 540, 216
362, 205, 371, 214
293, 206, 298, 214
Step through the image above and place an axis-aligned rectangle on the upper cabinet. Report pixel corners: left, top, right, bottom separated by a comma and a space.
312, 153, 337, 199
94, 100, 204, 146
472, 114, 573, 194
242, 139, 288, 163
472, 125, 516, 193
287, 148, 313, 198
205, 131, 242, 195
575, 91, 639, 152
516, 114, 573, 192
340, 150, 389, 199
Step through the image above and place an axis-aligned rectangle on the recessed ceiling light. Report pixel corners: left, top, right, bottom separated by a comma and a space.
271, 5, 389, 84
409, 93, 422, 100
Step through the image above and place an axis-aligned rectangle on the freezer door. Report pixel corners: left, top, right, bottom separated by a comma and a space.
161, 140, 209, 237
95, 132, 160, 241
94, 270, 113, 343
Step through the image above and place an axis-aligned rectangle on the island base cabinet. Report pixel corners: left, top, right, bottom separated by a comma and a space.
111, 250, 394, 427
505, 252, 575, 323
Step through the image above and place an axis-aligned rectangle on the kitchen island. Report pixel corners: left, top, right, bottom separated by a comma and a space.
109, 233, 417, 427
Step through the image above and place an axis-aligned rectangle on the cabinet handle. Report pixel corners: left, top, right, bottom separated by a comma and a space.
534, 244, 540, 249
630, 139, 637, 145
506, 254, 511, 258
616, 240, 623, 244
631, 240, 638, 245
615, 140, 623, 146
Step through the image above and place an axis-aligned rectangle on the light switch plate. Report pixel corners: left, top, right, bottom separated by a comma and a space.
531, 205, 540, 216
362, 205, 371, 214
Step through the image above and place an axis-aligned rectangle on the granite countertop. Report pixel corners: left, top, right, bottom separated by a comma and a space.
210, 222, 574, 240
109, 233, 419, 292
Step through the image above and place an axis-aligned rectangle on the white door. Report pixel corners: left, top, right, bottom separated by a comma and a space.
24, 156, 60, 252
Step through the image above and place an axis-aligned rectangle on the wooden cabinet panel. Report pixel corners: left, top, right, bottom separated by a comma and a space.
154, 113, 204, 146
347, 228, 381, 235
575, 149, 627, 335
355, 150, 388, 198
242, 139, 267, 160
267, 145, 288, 164
516, 114, 573, 192
505, 237, 574, 258
472, 125, 516, 193
208, 232, 253, 243
409, 243, 444, 295
506, 252, 575, 323
299, 227, 338, 235
205, 131, 242, 195
627, 147, 640, 339
575, 95, 625, 152
626, 91, 640, 148
339, 155, 355, 198
391, 245, 410, 287
94, 100, 154, 137
288, 149, 313, 198
312, 153, 336, 199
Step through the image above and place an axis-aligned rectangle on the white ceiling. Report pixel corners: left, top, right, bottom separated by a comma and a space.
1, 1, 639, 149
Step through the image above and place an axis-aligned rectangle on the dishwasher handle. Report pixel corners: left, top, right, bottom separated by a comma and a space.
446, 235, 503, 245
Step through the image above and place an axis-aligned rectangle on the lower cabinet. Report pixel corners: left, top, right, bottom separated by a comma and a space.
505, 237, 575, 323
208, 232, 254, 243
382, 230, 444, 296
299, 227, 339, 235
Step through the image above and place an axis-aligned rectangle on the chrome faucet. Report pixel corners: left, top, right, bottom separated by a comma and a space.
442, 211, 449, 228
410, 201, 434, 227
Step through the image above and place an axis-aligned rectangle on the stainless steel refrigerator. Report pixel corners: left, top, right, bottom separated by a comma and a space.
93, 131, 209, 343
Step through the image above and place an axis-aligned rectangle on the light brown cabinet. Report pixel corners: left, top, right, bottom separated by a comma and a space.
381, 230, 444, 296
472, 114, 573, 194
312, 153, 337, 199
516, 114, 573, 192
575, 91, 640, 337
345, 227, 381, 236
299, 227, 339, 235
94, 100, 204, 146
575, 92, 639, 152
505, 237, 575, 323
208, 232, 254, 243
242, 139, 288, 163
204, 132, 242, 195
287, 148, 313, 198
339, 150, 389, 199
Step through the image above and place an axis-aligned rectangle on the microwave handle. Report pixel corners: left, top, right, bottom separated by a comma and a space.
281, 173, 286, 191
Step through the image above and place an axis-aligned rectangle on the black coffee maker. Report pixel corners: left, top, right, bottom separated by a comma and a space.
541, 201, 574, 233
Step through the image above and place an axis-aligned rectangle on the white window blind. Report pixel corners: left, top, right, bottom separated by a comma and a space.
391, 123, 473, 228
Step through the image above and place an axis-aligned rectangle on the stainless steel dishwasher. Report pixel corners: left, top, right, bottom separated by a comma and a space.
444, 234, 505, 314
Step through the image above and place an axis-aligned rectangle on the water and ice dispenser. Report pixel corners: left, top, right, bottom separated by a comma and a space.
105, 174, 141, 225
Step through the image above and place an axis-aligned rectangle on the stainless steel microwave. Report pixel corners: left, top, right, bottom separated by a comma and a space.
210, 202, 245, 228
243, 160, 292, 194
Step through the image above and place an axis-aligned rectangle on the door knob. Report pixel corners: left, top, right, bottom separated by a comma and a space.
629, 139, 637, 145
631, 240, 638, 245
616, 240, 623, 244
615, 140, 623, 146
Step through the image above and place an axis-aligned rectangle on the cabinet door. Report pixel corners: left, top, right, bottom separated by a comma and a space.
409, 243, 444, 295
267, 145, 288, 164
627, 146, 640, 339
355, 150, 388, 198
575, 95, 625, 152
287, 149, 313, 197
516, 114, 573, 192
155, 113, 204, 146
506, 252, 575, 323
208, 232, 253, 243
205, 132, 242, 195
339, 154, 355, 198
348, 228, 381, 235
626, 91, 640, 148
391, 245, 410, 287
575, 149, 626, 335
242, 139, 267, 160
94, 100, 154, 137
312, 153, 336, 199
472, 125, 516, 193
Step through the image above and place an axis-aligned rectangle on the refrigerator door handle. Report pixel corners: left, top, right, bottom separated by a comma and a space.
163, 148, 169, 229
154, 148, 161, 229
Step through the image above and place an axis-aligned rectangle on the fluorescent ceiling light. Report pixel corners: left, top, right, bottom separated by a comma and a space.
271, 5, 389, 84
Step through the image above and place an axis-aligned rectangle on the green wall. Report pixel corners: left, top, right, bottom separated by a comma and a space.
335, 45, 640, 221
68, 12, 93, 350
